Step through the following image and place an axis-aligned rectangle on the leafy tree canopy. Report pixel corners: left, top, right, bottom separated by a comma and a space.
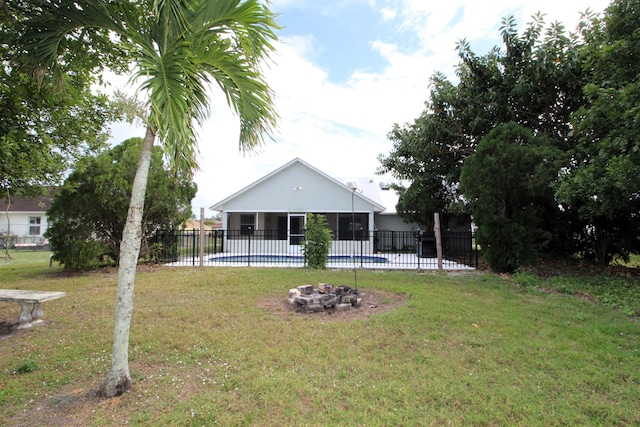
461, 122, 563, 272
379, 1, 640, 268
555, 0, 640, 264
378, 12, 587, 230
46, 138, 197, 269
0, 1, 124, 201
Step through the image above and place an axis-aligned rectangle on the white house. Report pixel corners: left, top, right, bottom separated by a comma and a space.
0, 192, 53, 245
209, 158, 419, 255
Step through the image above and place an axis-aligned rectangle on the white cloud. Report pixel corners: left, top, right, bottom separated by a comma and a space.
380, 7, 397, 21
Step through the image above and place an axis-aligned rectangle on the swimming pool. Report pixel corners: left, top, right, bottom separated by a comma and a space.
208, 254, 389, 263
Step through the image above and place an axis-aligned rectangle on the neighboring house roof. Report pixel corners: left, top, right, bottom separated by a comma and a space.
209, 158, 390, 213
184, 219, 223, 229
0, 192, 55, 212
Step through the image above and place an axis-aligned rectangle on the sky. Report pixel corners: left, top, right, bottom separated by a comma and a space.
107, 0, 612, 218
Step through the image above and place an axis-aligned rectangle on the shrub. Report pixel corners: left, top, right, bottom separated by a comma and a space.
49, 238, 108, 270
460, 122, 562, 273
302, 213, 333, 269
14, 361, 37, 374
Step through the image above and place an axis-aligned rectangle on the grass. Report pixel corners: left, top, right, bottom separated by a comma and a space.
513, 268, 640, 317
1, 251, 639, 426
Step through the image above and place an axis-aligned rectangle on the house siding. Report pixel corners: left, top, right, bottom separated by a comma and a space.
209, 158, 417, 257
219, 161, 379, 213
0, 212, 49, 242
375, 214, 416, 232
0, 191, 54, 243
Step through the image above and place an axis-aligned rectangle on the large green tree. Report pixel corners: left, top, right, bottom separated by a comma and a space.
1, 1, 119, 259
376, 8, 640, 271
23, 0, 278, 397
461, 122, 563, 272
47, 138, 196, 270
555, 0, 640, 265
378, 13, 587, 232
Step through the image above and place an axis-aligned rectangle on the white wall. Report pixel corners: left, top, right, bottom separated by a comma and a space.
0, 212, 49, 243
375, 214, 418, 232
221, 161, 378, 213
220, 238, 373, 256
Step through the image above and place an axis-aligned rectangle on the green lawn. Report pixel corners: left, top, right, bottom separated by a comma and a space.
1, 251, 639, 426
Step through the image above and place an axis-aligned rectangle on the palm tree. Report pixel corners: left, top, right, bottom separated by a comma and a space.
23, 0, 278, 397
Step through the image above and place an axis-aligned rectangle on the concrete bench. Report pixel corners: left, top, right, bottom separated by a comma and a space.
0, 289, 66, 330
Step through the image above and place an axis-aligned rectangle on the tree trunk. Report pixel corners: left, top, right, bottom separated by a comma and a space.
99, 126, 155, 398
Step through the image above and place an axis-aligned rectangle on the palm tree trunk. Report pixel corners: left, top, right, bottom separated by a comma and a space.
99, 125, 155, 397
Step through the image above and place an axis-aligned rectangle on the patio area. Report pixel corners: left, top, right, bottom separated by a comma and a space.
156, 229, 477, 271
167, 252, 475, 270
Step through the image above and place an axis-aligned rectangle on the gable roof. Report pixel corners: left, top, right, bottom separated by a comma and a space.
0, 191, 55, 212
210, 158, 387, 212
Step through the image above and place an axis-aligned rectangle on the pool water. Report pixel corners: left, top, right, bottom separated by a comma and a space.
209, 254, 388, 263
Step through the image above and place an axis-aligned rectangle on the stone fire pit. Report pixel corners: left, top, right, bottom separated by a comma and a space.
288, 283, 362, 313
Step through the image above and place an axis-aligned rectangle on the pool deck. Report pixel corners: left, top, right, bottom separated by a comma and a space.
168, 253, 475, 270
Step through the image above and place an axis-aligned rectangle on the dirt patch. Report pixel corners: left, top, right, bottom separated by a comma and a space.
8, 386, 102, 427
491, 255, 640, 280
256, 288, 407, 321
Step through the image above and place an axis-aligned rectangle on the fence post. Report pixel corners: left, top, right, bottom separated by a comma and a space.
199, 208, 205, 267
360, 228, 364, 267
434, 213, 443, 270
416, 231, 420, 270
192, 228, 196, 266
472, 231, 478, 267
154, 229, 159, 264
247, 227, 252, 266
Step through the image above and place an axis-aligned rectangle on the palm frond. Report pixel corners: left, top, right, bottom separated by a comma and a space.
23, 0, 280, 176
140, 0, 279, 173
22, 0, 131, 84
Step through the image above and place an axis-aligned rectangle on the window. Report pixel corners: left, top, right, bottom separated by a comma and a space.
337, 213, 368, 240
29, 217, 41, 236
277, 216, 287, 240
240, 214, 255, 235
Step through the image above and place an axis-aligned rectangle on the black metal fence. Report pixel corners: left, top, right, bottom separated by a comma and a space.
154, 229, 477, 270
